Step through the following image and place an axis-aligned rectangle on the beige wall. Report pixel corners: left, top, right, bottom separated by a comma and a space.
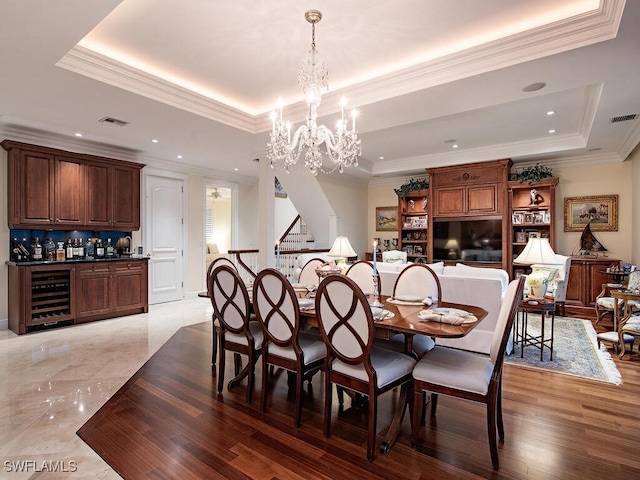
187, 175, 205, 295
554, 161, 633, 263
237, 183, 259, 249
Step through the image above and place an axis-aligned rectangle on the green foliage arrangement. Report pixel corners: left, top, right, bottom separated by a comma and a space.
394, 178, 429, 198
510, 164, 553, 184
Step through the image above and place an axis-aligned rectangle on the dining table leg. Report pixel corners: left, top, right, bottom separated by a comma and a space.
380, 382, 409, 454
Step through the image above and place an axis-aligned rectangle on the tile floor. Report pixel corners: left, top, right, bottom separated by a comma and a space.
0, 296, 213, 479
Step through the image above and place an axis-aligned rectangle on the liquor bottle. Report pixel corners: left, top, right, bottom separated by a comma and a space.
77, 238, 85, 259
56, 242, 65, 261
105, 238, 115, 258
95, 239, 105, 259
30, 237, 43, 261
43, 237, 56, 261
65, 239, 74, 260
73, 238, 79, 259
85, 238, 94, 260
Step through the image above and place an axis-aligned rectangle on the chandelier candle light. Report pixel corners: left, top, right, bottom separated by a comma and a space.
267, 9, 362, 175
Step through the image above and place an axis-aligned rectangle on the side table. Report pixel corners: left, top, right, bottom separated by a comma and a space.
517, 299, 556, 361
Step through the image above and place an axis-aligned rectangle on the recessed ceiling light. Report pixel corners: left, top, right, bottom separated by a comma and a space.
177, 155, 182, 159
151, 139, 159, 143
522, 82, 546, 92
74, 132, 83, 137
379, 156, 384, 160
234, 167, 239, 171
546, 110, 555, 116
452, 144, 459, 149
548, 129, 556, 134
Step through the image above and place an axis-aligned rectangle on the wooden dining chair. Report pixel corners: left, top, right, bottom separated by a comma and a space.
209, 264, 262, 403
392, 263, 442, 301
315, 275, 417, 461
411, 276, 524, 470
298, 257, 326, 286
207, 257, 238, 365
345, 260, 380, 296
389, 263, 443, 357
252, 268, 326, 427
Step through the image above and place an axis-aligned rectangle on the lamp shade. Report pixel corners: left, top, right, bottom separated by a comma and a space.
514, 237, 558, 265
328, 236, 356, 258
444, 239, 459, 250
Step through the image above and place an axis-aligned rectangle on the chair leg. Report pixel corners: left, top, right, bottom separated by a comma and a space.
487, 390, 499, 470
366, 393, 377, 461
294, 367, 303, 428
212, 325, 217, 366
246, 351, 257, 404
260, 355, 269, 413
234, 353, 242, 376
323, 374, 333, 438
430, 393, 439, 417
496, 380, 504, 441
217, 338, 225, 394
411, 389, 425, 447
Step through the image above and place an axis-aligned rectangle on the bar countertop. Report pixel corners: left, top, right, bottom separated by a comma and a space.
6, 257, 149, 266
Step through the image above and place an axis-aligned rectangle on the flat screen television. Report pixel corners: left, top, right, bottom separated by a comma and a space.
432, 219, 502, 263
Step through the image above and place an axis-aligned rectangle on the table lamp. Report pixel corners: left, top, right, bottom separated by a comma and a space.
444, 238, 459, 259
328, 236, 357, 273
514, 237, 560, 299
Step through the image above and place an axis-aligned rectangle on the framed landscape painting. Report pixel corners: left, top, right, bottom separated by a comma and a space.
376, 206, 398, 231
564, 195, 618, 232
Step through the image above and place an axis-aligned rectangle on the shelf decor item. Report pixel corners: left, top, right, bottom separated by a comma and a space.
510, 164, 553, 185
394, 178, 429, 199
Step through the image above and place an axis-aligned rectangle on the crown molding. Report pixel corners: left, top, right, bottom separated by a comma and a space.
54, 1, 625, 135
57, 46, 259, 133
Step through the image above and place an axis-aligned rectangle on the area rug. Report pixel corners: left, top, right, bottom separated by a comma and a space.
506, 314, 622, 384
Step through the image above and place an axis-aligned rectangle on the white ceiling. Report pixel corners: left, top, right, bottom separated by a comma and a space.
1, 0, 639, 182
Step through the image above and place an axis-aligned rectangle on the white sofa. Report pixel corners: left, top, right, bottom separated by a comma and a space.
377, 261, 509, 355
294, 252, 335, 281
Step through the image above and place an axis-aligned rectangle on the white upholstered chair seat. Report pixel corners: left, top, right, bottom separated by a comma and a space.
621, 316, 640, 332
413, 347, 493, 395
331, 348, 416, 388
596, 297, 623, 310
266, 332, 327, 364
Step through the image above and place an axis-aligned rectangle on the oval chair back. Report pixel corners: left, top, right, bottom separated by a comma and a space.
392, 263, 441, 302
345, 260, 380, 296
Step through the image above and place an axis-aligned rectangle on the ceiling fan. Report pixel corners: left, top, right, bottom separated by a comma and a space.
209, 188, 222, 199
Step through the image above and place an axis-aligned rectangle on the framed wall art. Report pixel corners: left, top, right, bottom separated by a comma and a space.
564, 195, 618, 232
376, 206, 398, 231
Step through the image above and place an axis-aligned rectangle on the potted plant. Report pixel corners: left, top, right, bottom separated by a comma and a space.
394, 178, 429, 198
510, 164, 553, 185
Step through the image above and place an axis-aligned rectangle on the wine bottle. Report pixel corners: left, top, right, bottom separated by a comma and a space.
85, 238, 94, 259
66, 239, 74, 260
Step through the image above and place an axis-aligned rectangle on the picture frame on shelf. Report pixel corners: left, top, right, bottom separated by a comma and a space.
524, 213, 533, 224
534, 213, 543, 224
563, 194, 618, 232
528, 231, 540, 239
512, 213, 523, 224
376, 206, 398, 231
514, 268, 526, 279
543, 211, 551, 223
516, 231, 527, 243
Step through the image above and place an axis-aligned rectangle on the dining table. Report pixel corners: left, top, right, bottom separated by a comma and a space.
296, 292, 488, 455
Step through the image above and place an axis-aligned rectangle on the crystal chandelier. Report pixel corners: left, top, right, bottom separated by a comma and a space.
267, 9, 362, 176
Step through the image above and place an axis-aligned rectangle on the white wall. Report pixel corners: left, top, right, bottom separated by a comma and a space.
0, 148, 8, 325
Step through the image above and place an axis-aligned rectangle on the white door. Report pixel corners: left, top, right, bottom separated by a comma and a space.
145, 173, 184, 304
